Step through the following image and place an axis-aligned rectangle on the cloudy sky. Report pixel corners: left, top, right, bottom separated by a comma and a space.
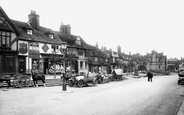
1, 0, 184, 59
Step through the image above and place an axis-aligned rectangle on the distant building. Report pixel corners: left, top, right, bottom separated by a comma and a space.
167, 58, 179, 71
146, 50, 167, 72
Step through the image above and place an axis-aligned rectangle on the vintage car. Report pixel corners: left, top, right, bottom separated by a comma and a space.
111, 69, 124, 81
178, 70, 184, 85
68, 72, 98, 88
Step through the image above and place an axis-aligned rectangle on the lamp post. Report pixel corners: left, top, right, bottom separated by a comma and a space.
61, 42, 67, 91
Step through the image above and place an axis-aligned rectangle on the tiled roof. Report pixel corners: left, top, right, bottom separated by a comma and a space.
146, 52, 164, 58
55, 32, 91, 50
118, 53, 124, 59
0, 7, 20, 35
86, 44, 104, 58
11, 19, 62, 44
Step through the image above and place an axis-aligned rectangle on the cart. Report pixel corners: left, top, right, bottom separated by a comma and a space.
13, 74, 32, 88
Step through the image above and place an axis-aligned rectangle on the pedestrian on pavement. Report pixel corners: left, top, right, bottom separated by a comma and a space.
147, 70, 153, 82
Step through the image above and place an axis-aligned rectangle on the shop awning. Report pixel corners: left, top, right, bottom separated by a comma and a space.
29, 50, 40, 59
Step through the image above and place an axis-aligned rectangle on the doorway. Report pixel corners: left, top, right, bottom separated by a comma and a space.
18, 57, 26, 73
75, 60, 78, 74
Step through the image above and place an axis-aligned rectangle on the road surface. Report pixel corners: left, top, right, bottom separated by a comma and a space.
0, 73, 184, 115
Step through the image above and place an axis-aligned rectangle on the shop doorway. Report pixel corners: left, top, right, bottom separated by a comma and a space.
44, 58, 49, 74
18, 57, 26, 73
75, 60, 78, 74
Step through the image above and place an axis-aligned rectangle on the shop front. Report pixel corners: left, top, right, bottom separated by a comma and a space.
29, 50, 41, 73
0, 52, 18, 75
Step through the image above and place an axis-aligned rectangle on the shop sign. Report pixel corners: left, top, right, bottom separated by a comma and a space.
29, 50, 40, 59
42, 44, 49, 53
19, 42, 28, 54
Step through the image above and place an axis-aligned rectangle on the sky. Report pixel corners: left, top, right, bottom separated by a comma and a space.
1, 0, 184, 59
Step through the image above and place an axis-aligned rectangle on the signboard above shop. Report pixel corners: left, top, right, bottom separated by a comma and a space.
29, 50, 40, 59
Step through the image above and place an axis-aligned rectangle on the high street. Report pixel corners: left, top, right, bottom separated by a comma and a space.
0, 73, 184, 115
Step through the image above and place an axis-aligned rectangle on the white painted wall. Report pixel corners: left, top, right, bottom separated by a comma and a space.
11, 33, 17, 51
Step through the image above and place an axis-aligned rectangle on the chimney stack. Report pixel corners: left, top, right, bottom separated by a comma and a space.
28, 10, 39, 30
60, 22, 71, 36
117, 45, 121, 53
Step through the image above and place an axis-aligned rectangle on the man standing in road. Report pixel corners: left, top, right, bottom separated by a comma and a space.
147, 70, 153, 82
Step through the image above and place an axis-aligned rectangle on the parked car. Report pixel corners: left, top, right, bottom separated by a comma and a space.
165, 71, 171, 75
178, 70, 184, 85
111, 69, 124, 81
68, 72, 98, 88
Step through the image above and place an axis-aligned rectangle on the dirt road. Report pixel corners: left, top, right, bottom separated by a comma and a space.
0, 74, 184, 115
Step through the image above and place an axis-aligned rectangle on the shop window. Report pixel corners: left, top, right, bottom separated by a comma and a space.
6, 56, 15, 73
80, 61, 83, 69
32, 59, 39, 70
0, 55, 15, 73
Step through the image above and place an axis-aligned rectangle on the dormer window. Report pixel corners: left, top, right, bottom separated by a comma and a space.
49, 34, 54, 39
94, 57, 98, 61
76, 36, 81, 45
27, 29, 33, 35
45, 31, 54, 39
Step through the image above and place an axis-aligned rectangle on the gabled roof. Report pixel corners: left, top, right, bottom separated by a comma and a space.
118, 53, 124, 59
55, 31, 93, 50
102, 50, 111, 58
54, 31, 75, 45
0, 6, 20, 35
37, 26, 62, 44
85, 44, 105, 58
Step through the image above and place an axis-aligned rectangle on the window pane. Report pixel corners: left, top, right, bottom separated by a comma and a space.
6, 56, 15, 73
30, 42, 33, 46
49, 34, 53, 39
1, 55, 6, 73
0, 36, 1, 46
2, 31, 5, 35
6, 37, 10, 47
2, 36, 5, 45
6, 32, 10, 36
27, 30, 32, 35
80, 61, 83, 69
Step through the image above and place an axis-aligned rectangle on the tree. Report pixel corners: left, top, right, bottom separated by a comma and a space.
138, 65, 146, 71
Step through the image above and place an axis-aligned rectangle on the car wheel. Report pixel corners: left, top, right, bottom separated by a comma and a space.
68, 80, 74, 87
93, 79, 98, 86
78, 80, 83, 88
